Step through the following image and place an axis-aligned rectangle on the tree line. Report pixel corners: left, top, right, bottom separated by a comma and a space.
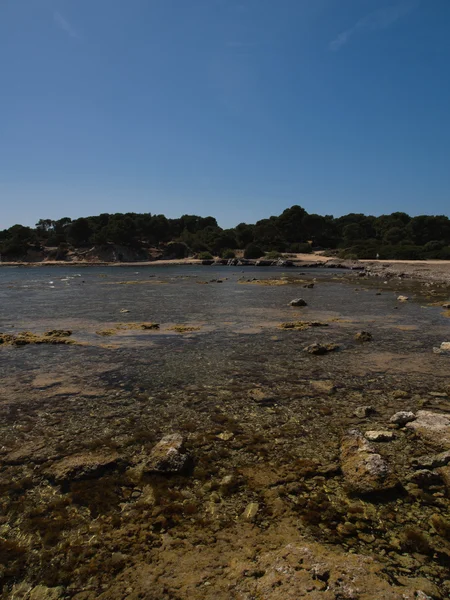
1, 206, 450, 260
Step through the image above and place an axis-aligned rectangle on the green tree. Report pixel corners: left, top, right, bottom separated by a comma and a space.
68, 218, 93, 246
244, 243, 264, 259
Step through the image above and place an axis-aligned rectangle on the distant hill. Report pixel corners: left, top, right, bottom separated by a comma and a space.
2, 206, 450, 261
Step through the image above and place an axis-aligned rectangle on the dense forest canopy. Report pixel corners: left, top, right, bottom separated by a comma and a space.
2, 206, 450, 260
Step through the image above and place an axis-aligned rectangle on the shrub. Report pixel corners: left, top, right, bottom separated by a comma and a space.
47, 245, 68, 260
221, 248, 236, 259
0, 240, 29, 257
423, 240, 445, 252
289, 242, 312, 254
244, 243, 264, 259
164, 242, 190, 259
379, 245, 423, 260
198, 251, 213, 260
265, 250, 282, 259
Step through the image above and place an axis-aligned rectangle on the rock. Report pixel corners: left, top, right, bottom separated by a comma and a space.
392, 390, 410, 399
248, 388, 277, 406
126, 464, 145, 484
354, 405, 375, 418
240, 541, 426, 600
304, 343, 339, 355
390, 411, 416, 426
310, 380, 336, 395
406, 411, 450, 450
242, 502, 259, 521
433, 342, 450, 355
44, 330, 72, 338
405, 469, 442, 488
365, 430, 395, 442
95, 536, 439, 599
415, 592, 433, 600
355, 331, 372, 342
303, 283, 314, 288
289, 298, 307, 307
10, 584, 64, 600
138, 485, 157, 506
44, 450, 120, 483
397, 295, 409, 302
397, 578, 441, 600
340, 430, 397, 495
337, 522, 357, 536
120, 309, 130, 313
144, 433, 189, 473
217, 432, 234, 441
219, 474, 239, 496
411, 450, 450, 469
442, 302, 450, 309
437, 466, 450, 492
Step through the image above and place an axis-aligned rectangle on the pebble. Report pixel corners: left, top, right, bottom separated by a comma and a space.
242, 502, 259, 521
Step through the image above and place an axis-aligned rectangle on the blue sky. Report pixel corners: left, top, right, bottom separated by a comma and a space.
1, 0, 450, 229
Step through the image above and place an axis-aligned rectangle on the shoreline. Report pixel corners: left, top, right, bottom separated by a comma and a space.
3, 257, 450, 284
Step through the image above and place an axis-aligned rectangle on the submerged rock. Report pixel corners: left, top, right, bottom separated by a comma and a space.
10, 584, 64, 599
289, 298, 307, 307
45, 450, 120, 483
242, 502, 259, 521
365, 430, 395, 442
44, 329, 72, 338
340, 430, 397, 495
280, 321, 328, 330
438, 466, 450, 492
390, 411, 416, 426
411, 449, 450, 470
405, 469, 443, 488
0, 331, 75, 347
310, 380, 336, 395
433, 342, 450, 355
354, 405, 376, 418
355, 331, 373, 342
145, 433, 189, 473
304, 343, 339, 355
406, 411, 450, 450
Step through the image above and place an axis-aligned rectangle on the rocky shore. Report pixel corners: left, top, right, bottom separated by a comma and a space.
3, 256, 450, 285
1, 266, 450, 599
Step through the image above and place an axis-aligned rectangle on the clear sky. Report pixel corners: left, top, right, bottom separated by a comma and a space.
1, 0, 450, 229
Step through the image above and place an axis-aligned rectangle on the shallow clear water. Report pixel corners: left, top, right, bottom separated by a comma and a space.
1, 266, 450, 597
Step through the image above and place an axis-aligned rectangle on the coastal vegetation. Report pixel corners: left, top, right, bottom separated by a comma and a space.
1, 206, 450, 260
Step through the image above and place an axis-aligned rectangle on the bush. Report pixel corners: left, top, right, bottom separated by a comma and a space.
424, 240, 445, 252
379, 245, 423, 260
164, 242, 190, 259
289, 242, 312, 254
265, 250, 282, 259
244, 243, 264, 259
47, 246, 68, 261
221, 249, 236, 259
0, 240, 29, 258
340, 244, 379, 259
198, 251, 213, 260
